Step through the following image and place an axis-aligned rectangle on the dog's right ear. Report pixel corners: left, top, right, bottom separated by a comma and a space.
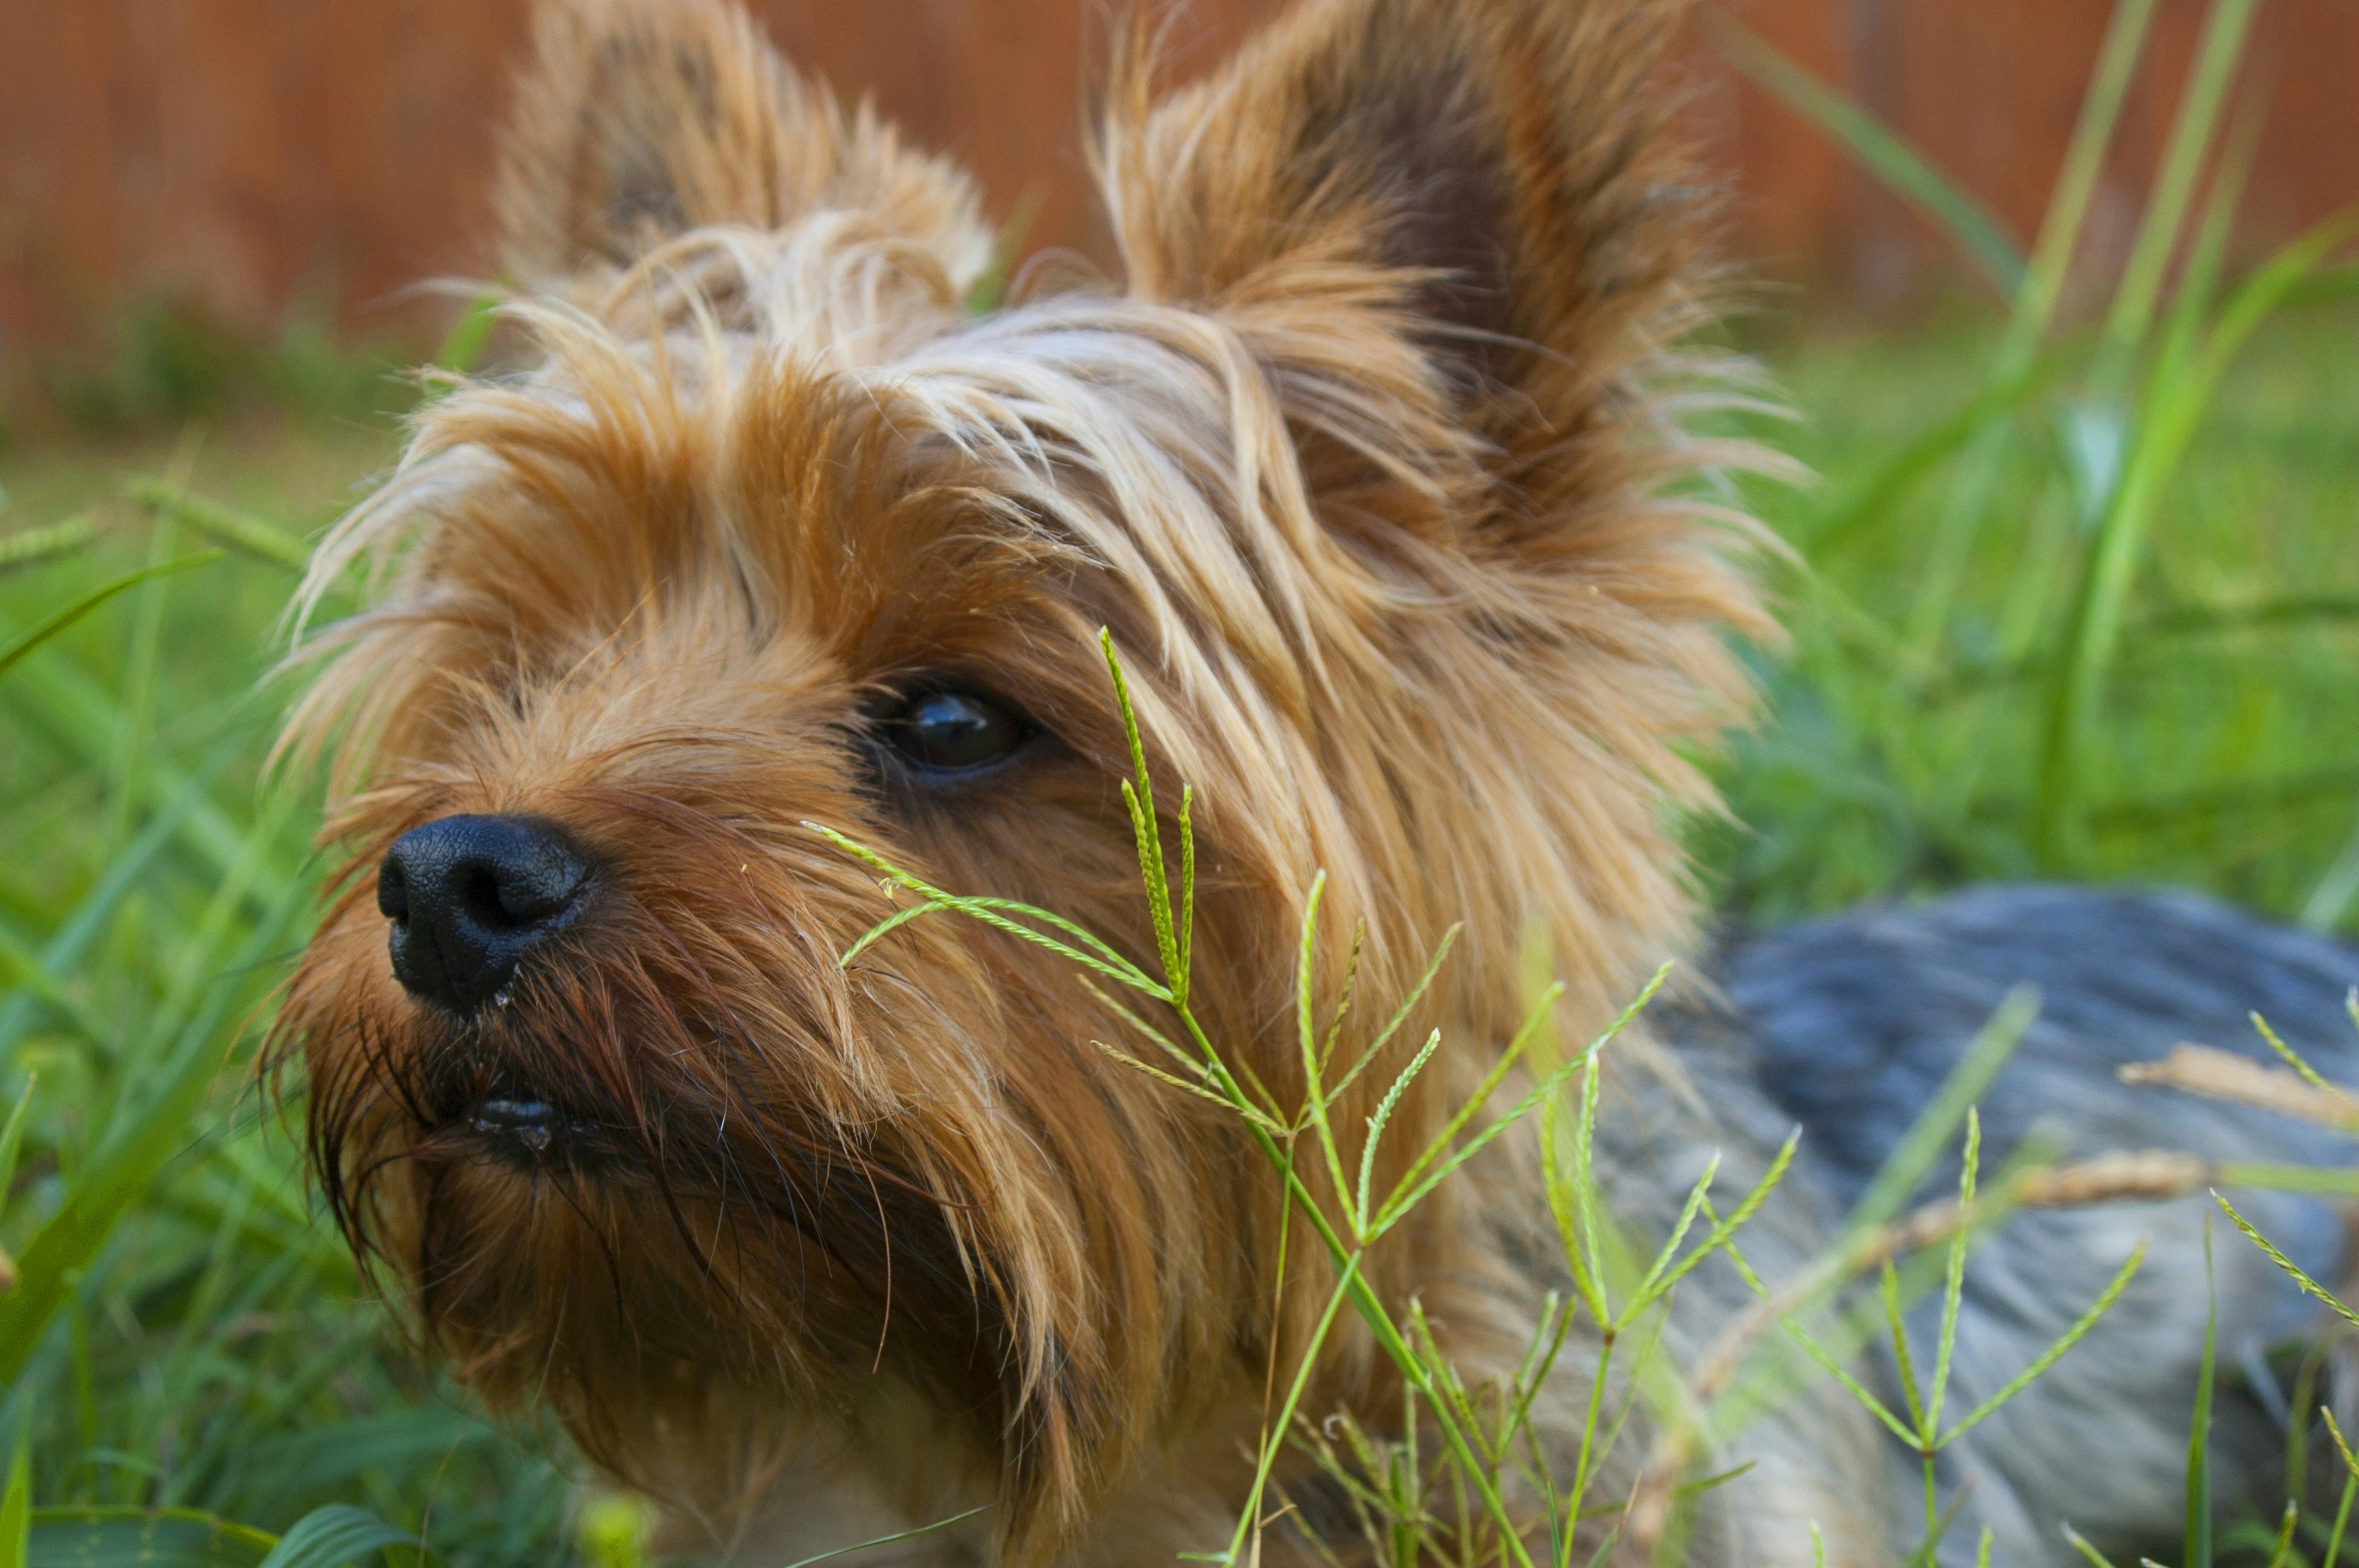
495, 0, 985, 287
1101, 0, 1711, 474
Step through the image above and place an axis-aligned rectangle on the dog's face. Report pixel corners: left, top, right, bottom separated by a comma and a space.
273, 0, 1766, 1552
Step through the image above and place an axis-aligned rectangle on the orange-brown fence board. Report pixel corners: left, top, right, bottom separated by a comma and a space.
2, 0, 2353, 363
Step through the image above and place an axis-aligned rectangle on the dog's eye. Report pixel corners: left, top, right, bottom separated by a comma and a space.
881, 689, 1030, 775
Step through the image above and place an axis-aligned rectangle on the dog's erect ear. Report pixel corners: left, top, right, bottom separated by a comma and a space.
1103, 0, 1709, 429
496, 0, 986, 285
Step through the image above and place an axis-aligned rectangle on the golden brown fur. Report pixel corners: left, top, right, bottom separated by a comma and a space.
271, 0, 1823, 1560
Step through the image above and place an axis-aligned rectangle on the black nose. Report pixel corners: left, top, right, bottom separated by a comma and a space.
377, 815, 591, 1016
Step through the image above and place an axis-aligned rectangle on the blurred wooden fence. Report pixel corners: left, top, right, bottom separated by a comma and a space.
2, 0, 2354, 360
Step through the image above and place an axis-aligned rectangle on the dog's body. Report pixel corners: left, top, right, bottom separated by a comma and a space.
270, 1, 2359, 1563
1721, 887, 2359, 1563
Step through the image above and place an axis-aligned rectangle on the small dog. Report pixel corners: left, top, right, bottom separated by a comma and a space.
271, 0, 2359, 1563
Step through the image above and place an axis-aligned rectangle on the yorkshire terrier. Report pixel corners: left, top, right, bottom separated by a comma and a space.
271, 0, 2359, 1563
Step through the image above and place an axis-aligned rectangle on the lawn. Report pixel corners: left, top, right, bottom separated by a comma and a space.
2, 285, 2356, 1564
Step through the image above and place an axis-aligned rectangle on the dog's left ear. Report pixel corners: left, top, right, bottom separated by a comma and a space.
496, 0, 987, 289
1104, 0, 1710, 460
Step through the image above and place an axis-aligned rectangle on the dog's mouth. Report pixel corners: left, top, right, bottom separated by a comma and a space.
445, 1082, 615, 1171
470, 1092, 572, 1152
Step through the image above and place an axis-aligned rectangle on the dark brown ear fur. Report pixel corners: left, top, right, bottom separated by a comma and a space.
496, 0, 988, 286
1103, 0, 1715, 477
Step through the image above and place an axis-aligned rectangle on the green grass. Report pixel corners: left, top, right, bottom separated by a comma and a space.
2, 292, 2354, 1565
1709, 0, 2359, 931
1706, 299, 2359, 926
3, 0, 2359, 1549
0, 414, 576, 1564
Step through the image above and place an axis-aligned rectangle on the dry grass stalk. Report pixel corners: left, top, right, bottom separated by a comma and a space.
2120, 1044, 2359, 1132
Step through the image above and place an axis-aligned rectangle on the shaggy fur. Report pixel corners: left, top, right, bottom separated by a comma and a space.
267, 2, 2357, 1565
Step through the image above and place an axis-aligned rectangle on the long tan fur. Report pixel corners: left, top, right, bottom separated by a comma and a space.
271, 0, 1812, 1561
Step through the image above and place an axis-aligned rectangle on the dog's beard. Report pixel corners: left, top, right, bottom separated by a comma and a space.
267, 764, 1256, 1561
274, 811, 1057, 1515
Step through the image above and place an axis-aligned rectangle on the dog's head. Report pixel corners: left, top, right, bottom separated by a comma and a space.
272, 0, 1767, 1551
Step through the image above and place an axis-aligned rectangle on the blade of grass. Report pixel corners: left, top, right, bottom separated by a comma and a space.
125, 481, 310, 574
0, 1422, 24, 1568
2031, 73, 2273, 852
0, 515, 97, 575
2063, 1524, 2121, 1568
1323, 927, 1459, 1105
1100, 630, 1183, 996
2248, 1011, 2343, 1096
1376, 971, 1658, 1237
1293, 872, 1356, 1215
1355, 1030, 1442, 1232
2285, 262, 2359, 307
0, 1077, 33, 1207
1092, 1040, 1286, 1133
837, 897, 952, 965
1804, 350, 2068, 558
105, 486, 186, 853
2216, 1192, 2359, 1333
1898, 0, 2158, 659
1896, 1486, 1969, 1568
1985, 0, 2162, 386
1925, 1109, 1982, 1438
1623, 1155, 1723, 1316
253, 1507, 412, 1568
2087, 0, 2262, 405
777, 1507, 994, 1568
2034, 211, 2358, 865
27, 1508, 274, 1568
2299, 808, 2359, 933
1938, 1240, 2145, 1443
1227, 1256, 1365, 1567
0, 873, 307, 1383
0, 553, 222, 684
0, 924, 114, 1050
965, 191, 1045, 316
1881, 1258, 1928, 1434
431, 291, 501, 375
1377, 977, 1576, 1232
0, 745, 240, 1060
1711, 20, 2024, 296
5, 662, 279, 900
816, 829, 1164, 998
1846, 988, 2038, 1233
1624, 1132, 1798, 1319
2055, 7, 2267, 535
2323, 1413, 2359, 1568
2186, 1220, 2217, 1568
2263, 1499, 2298, 1568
